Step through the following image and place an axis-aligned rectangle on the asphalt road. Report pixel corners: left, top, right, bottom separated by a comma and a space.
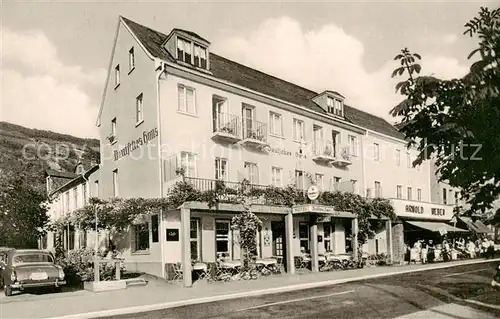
98, 261, 500, 319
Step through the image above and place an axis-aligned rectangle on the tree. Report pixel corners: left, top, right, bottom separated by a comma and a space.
391, 6, 500, 216
0, 168, 50, 248
231, 180, 262, 269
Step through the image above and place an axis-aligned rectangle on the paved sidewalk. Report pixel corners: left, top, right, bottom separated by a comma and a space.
0, 258, 498, 319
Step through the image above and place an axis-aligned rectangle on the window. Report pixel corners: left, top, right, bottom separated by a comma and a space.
348, 135, 357, 156
315, 173, 324, 190
327, 97, 335, 114
190, 219, 200, 261
177, 37, 192, 63
449, 190, 454, 205
351, 180, 358, 194
375, 181, 382, 198
295, 170, 304, 190
215, 220, 231, 259
151, 215, 159, 243
397, 185, 402, 199
64, 192, 69, 213
133, 223, 149, 252
334, 99, 343, 116
406, 152, 411, 168
194, 44, 207, 69
293, 119, 305, 141
407, 187, 412, 200
271, 167, 283, 186
396, 149, 401, 166
373, 143, 380, 161
136, 93, 143, 123
215, 158, 228, 181
455, 191, 459, 205
112, 169, 118, 197
111, 118, 116, 138
128, 47, 135, 71
324, 224, 331, 252
94, 180, 99, 197
299, 222, 309, 252
244, 162, 259, 184
313, 125, 324, 141
72, 188, 77, 210
417, 188, 422, 201
178, 85, 196, 114
181, 152, 197, 177
79, 231, 87, 249
82, 182, 87, 205
269, 112, 283, 136
114, 64, 120, 87
443, 188, 447, 204
331, 177, 341, 191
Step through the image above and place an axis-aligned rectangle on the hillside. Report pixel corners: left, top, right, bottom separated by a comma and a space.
0, 122, 100, 192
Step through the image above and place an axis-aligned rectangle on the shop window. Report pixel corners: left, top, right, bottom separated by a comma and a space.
190, 218, 200, 261
216, 220, 231, 260
299, 222, 309, 252
324, 224, 331, 252
151, 215, 159, 243
133, 223, 149, 252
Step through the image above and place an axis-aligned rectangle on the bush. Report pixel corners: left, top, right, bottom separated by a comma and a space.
56, 248, 121, 285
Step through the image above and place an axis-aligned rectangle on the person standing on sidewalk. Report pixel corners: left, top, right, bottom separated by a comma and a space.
421, 241, 428, 264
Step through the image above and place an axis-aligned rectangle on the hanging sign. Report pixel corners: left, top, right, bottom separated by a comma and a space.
307, 185, 320, 201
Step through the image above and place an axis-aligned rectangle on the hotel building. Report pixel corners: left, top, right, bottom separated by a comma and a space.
45, 16, 459, 286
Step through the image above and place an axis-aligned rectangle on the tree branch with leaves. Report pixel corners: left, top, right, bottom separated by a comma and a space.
391, 6, 500, 217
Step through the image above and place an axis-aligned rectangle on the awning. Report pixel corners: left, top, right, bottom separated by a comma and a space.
458, 216, 493, 234
406, 221, 468, 233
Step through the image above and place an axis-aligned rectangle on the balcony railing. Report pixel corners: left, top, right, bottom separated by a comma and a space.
332, 146, 352, 166
212, 112, 241, 142
312, 139, 336, 162
242, 120, 267, 142
185, 177, 268, 193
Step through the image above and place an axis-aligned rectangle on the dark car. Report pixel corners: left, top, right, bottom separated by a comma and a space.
2, 249, 65, 296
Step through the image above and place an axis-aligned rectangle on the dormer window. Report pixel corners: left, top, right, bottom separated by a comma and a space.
194, 44, 207, 69
177, 37, 192, 63
327, 96, 343, 116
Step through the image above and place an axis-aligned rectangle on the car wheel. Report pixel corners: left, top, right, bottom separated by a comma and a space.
4, 285, 12, 297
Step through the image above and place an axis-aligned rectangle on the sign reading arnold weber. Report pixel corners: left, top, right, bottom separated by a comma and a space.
391, 199, 453, 221
114, 128, 159, 161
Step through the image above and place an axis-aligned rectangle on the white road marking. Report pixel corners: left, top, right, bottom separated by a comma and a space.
443, 268, 490, 277
237, 290, 355, 311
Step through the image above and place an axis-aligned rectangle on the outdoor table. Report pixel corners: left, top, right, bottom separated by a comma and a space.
220, 260, 242, 269
255, 258, 278, 266
192, 262, 208, 272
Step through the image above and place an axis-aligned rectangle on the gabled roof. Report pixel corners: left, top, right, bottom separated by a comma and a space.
120, 16, 404, 141
44, 169, 78, 179
49, 164, 99, 197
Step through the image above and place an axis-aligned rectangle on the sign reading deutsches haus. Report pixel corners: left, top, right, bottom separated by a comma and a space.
390, 199, 453, 221
114, 128, 159, 161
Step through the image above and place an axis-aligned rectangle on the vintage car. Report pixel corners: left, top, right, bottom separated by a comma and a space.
2, 249, 65, 296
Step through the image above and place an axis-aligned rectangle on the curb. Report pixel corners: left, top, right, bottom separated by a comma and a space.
47, 258, 500, 319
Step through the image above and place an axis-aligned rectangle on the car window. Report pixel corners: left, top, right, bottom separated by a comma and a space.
13, 254, 54, 265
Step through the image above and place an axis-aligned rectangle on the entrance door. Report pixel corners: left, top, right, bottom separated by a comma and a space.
271, 221, 287, 268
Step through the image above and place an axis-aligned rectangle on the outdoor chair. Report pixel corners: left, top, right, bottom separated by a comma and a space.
172, 262, 183, 282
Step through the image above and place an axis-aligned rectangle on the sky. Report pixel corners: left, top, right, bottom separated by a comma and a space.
1, 0, 497, 138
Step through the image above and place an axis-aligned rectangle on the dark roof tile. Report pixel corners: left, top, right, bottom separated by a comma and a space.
121, 16, 404, 141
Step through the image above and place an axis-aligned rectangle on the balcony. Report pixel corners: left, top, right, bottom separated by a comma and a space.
312, 139, 336, 163
212, 113, 241, 143
332, 146, 352, 166
241, 120, 269, 149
